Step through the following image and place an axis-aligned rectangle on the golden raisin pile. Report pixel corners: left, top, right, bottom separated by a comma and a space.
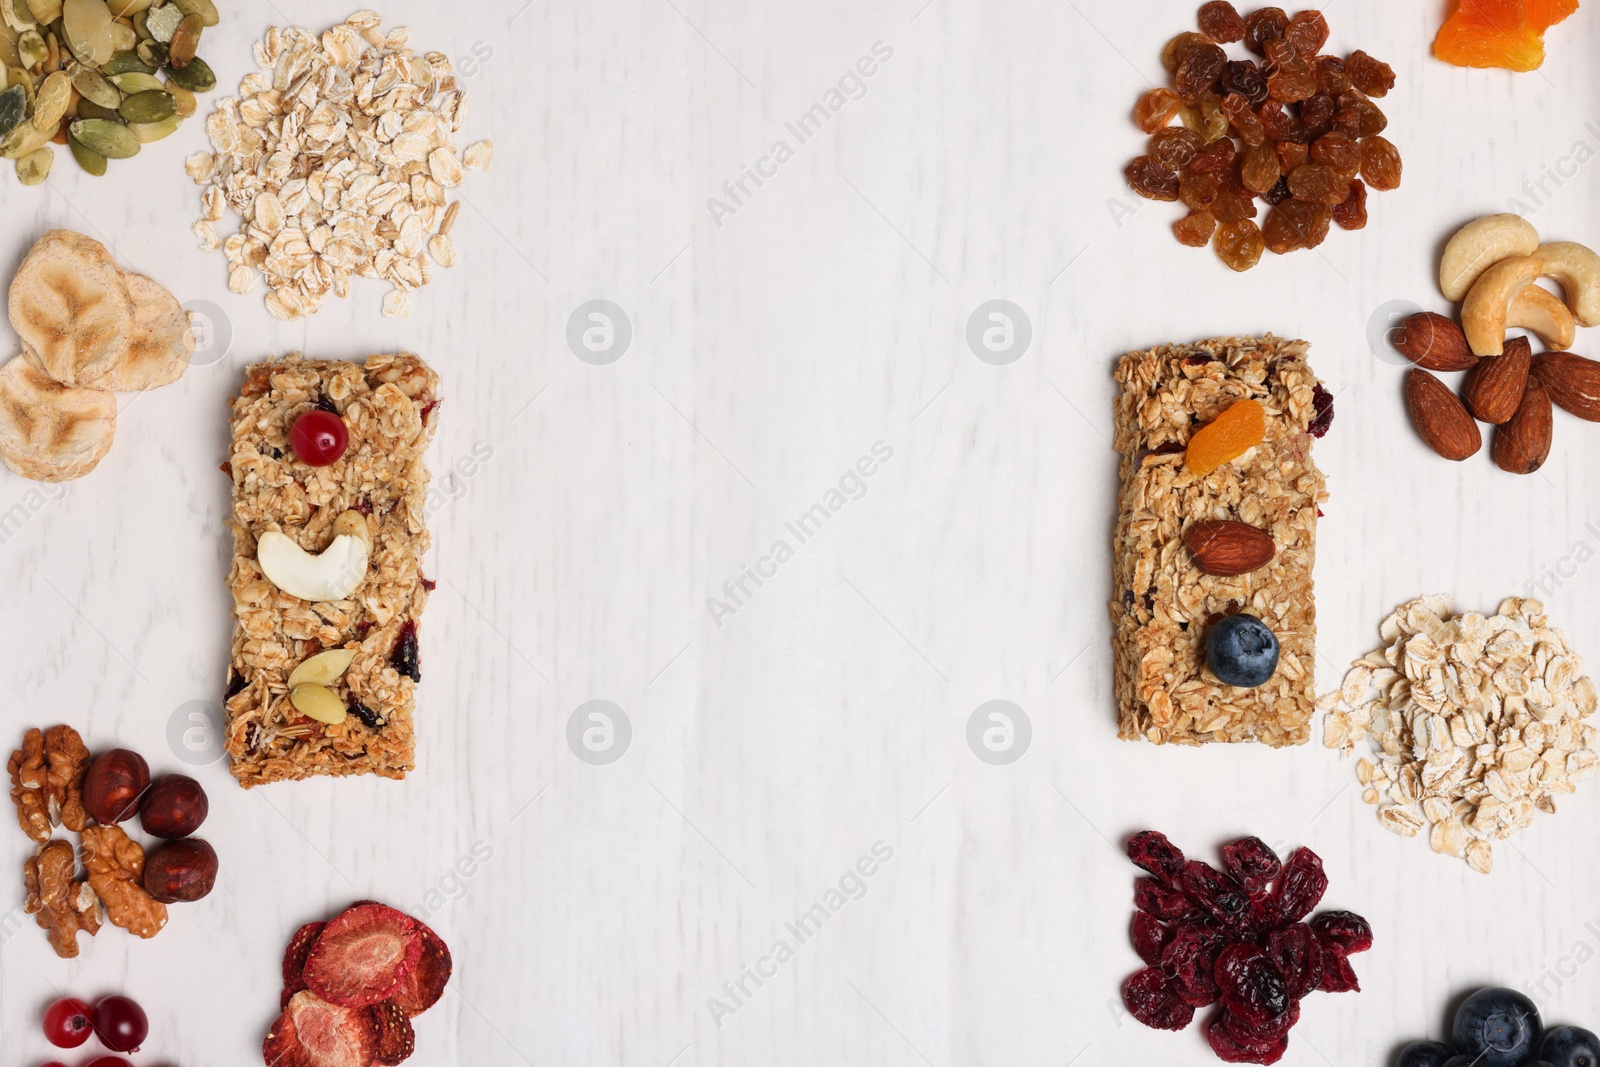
1124, 3, 1400, 272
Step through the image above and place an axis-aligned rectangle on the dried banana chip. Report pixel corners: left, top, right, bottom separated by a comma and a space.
95, 272, 192, 392
0, 353, 116, 481
8, 229, 133, 386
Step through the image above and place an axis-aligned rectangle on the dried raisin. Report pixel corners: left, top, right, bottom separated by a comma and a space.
1189, 136, 1237, 173
1197, 0, 1247, 42
1336, 90, 1387, 136
1211, 189, 1257, 225
1256, 99, 1297, 142
1221, 92, 1265, 145
1284, 10, 1329, 55
1263, 202, 1306, 253
1174, 208, 1218, 246
1126, 156, 1181, 201
1309, 383, 1335, 437
1287, 163, 1345, 205
1331, 178, 1366, 230
1135, 87, 1184, 133
1262, 176, 1291, 204
1181, 92, 1230, 142
1239, 143, 1281, 194
1215, 218, 1265, 270
1242, 7, 1288, 57
1266, 65, 1316, 103
1263, 37, 1309, 75
1345, 49, 1395, 96
1299, 92, 1336, 137
1124, 967, 1196, 1031
1177, 42, 1228, 102
1179, 169, 1221, 209
1162, 31, 1215, 73
1310, 131, 1360, 174
1150, 126, 1202, 172
1314, 55, 1350, 95
1360, 134, 1402, 190
1219, 59, 1269, 104
1275, 140, 1308, 172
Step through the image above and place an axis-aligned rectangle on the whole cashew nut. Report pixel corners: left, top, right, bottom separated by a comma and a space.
1535, 241, 1600, 328
1462, 255, 1543, 357
1505, 284, 1577, 351
1440, 214, 1541, 302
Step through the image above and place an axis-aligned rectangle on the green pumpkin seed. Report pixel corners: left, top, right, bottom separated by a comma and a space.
69, 116, 136, 157
75, 97, 117, 120
69, 63, 119, 108
170, 0, 212, 26
16, 26, 42, 67
115, 85, 168, 121
14, 143, 49, 183
0, 83, 22, 138
134, 37, 163, 67
66, 129, 103, 173
124, 111, 174, 140
164, 9, 195, 66
28, 66, 63, 127
162, 51, 207, 90
108, 70, 158, 92
163, 77, 191, 115
103, 48, 151, 74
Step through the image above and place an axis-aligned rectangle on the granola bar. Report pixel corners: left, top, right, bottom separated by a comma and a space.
1110, 335, 1329, 746
225, 353, 439, 787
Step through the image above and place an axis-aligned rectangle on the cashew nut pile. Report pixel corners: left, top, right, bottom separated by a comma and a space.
1440, 213, 1600, 357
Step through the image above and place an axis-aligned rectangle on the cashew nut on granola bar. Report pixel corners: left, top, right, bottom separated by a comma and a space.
1535, 241, 1600, 328
1439, 214, 1541, 302
255, 510, 372, 603
24, 839, 102, 958
1505, 284, 1578, 351
1462, 255, 1544, 357
81, 824, 168, 939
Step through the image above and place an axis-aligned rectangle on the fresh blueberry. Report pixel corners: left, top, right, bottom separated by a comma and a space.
1543, 1025, 1600, 1067
1205, 614, 1280, 688
1452, 988, 1542, 1067
1441, 1058, 1475, 1067
1397, 1040, 1460, 1067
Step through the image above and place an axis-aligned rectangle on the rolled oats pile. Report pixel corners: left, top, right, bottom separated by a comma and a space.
187, 11, 492, 320
1321, 595, 1599, 874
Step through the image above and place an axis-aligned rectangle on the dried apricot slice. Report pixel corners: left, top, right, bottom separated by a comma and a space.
1433, 0, 1546, 72
1185, 398, 1266, 475
1526, 0, 1578, 31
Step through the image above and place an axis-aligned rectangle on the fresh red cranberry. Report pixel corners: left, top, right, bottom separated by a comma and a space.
91, 995, 148, 1053
42, 997, 93, 1048
289, 410, 349, 466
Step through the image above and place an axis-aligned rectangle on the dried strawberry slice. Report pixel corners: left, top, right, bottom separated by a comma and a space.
1265, 923, 1323, 1001
1126, 830, 1185, 883
1132, 911, 1172, 966
303, 903, 424, 1008
282, 920, 327, 1007
1310, 910, 1373, 954
1270, 847, 1327, 924
1134, 876, 1199, 922
1220, 837, 1282, 897
388, 921, 453, 1017
1317, 948, 1361, 993
1215, 943, 1289, 1025
1122, 967, 1196, 1031
263, 991, 377, 1067
1180, 860, 1251, 928
370, 1001, 417, 1065
1208, 1010, 1290, 1064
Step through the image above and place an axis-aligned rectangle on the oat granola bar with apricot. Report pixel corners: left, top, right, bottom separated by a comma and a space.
225, 353, 439, 786
1110, 335, 1329, 746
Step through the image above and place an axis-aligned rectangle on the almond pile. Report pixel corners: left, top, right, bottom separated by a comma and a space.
1396, 214, 1600, 474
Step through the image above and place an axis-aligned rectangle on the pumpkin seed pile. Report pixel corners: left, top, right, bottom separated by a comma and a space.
187, 12, 492, 320
0, 0, 219, 184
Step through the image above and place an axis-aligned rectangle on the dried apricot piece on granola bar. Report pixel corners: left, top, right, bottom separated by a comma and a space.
1185, 398, 1266, 475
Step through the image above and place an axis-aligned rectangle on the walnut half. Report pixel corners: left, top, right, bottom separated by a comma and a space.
7, 724, 90, 843
23, 840, 101, 958
81, 824, 167, 939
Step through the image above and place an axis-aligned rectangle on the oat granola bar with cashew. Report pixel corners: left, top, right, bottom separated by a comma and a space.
1111, 335, 1330, 746
224, 353, 439, 787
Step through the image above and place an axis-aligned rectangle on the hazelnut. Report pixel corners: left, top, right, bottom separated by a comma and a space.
138, 775, 208, 839
82, 749, 150, 825
143, 839, 218, 903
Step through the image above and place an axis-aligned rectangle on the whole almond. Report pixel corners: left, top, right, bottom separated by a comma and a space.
1184, 520, 1276, 577
1406, 368, 1481, 461
1462, 335, 1532, 424
1493, 378, 1554, 475
1531, 352, 1600, 421
1393, 312, 1476, 371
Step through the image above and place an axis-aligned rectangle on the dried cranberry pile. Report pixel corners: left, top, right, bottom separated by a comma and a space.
1121, 831, 1372, 1064
1125, 3, 1401, 271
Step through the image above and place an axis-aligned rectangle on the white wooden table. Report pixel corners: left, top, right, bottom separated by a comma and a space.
2, 0, 1599, 1063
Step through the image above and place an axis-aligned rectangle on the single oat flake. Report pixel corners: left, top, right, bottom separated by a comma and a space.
189, 13, 490, 321
1320, 595, 1599, 874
